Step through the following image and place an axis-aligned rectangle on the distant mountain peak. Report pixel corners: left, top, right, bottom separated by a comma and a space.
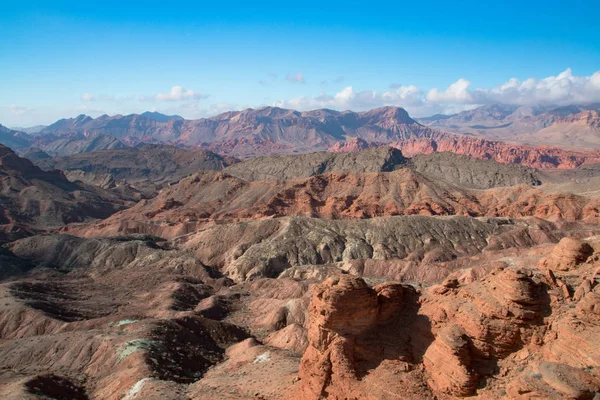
140, 111, 183, 122
360, 106, 416, 124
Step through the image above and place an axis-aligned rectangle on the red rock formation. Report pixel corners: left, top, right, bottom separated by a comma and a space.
297, 275, 427, 399
297, 236, 600, 399
396, 136, 600, 169
330, 133, 600, 169
328, 137, 379, 153
538, 237, 594, 271
422, 324, 477, 396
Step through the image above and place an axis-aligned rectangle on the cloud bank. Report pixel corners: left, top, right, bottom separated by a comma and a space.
274, 69, 600, 117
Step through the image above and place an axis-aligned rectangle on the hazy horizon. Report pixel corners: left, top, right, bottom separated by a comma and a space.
9, 102, 600, 131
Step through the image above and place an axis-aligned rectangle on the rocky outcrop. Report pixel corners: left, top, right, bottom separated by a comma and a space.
297, 267, 552, 398
328, 137, 379, 153
298, 275, 426, 399
538, 237, 594, 271
223, 146, 407, 181
297, 251, 600, 399
507, 361, 600, 399
419, 267, 550, 396
422, 324, 477, 396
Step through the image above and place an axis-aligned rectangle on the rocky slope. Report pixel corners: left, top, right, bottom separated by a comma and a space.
0, 144, 127, 243
70, 168, 589, 241
22, 147, 51, 162
35, 144, 238, 197
223, 146, 540, 185
3, 143, 600, 399
31, 133, 127, 157
407, 152, 541, 188
515, 110, 600, 149
0, 125, 32, 150
174, 215, 564, 282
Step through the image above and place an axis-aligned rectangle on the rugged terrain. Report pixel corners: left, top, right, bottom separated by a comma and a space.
331, 135, 600, 169
35, 144, 238, 198
2, 109, 600, 399
2, 210, 600, 399
0, 145, 127, 243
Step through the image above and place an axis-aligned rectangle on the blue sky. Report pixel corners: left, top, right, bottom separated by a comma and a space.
1, 0, 599, 126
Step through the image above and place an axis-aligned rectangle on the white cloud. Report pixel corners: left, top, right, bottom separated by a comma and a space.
426, 78, 473, 103
426, 68, 600, 106
285, 72, 305, 83
273, 69, 600, 117
80, 93, 95, 102
153, 86, 209, 102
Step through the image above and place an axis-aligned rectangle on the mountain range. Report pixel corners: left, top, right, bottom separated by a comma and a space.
417, 103, 600, 147
3, 104, 599, 162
